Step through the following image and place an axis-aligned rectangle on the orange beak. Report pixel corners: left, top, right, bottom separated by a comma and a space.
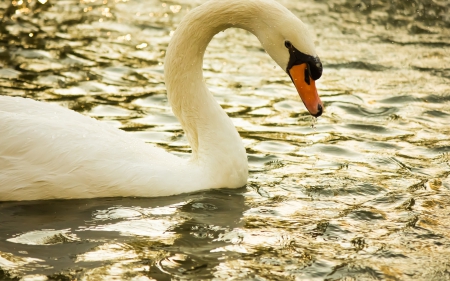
289, 63, 323, 117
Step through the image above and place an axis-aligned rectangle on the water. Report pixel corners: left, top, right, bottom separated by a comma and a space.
1, 0, 450, 279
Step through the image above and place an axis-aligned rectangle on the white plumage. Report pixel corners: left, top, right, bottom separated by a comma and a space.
0, 0, 318, 200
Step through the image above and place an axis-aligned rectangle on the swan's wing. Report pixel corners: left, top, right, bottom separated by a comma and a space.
0, 96, 185, 200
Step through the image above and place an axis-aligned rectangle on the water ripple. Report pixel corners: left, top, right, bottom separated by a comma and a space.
0, 0, 450, 280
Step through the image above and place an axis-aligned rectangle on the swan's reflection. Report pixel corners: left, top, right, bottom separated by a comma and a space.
0, 188, 248, 279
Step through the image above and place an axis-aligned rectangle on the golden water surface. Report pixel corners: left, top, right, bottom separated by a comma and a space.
0, 0, 449, 280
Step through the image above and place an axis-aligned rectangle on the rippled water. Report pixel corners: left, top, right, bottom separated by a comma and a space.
1, 0, 450, 280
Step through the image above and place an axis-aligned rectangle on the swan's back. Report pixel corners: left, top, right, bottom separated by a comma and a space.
0, 96, 186, 200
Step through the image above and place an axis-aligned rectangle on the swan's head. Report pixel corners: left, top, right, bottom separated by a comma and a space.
257, 14, 323, 117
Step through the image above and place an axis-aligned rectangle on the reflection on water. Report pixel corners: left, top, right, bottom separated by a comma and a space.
1, 0, 450, 280
0, 189, 247, 280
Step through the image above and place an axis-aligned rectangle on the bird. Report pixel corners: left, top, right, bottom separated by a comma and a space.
0, 0, 323, 201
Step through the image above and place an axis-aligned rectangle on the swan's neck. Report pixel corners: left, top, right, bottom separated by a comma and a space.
164, 0, 286, 183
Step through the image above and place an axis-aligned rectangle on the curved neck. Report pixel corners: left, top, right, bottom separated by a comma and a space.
164, 0, 286, 164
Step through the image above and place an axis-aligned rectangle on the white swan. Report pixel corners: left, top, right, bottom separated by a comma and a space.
0, 0, 323, 201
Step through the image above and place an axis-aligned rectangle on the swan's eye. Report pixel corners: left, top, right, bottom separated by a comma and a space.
284, 41, 292, 49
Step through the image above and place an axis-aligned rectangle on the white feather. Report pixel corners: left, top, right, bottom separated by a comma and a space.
0, 0, 316, 201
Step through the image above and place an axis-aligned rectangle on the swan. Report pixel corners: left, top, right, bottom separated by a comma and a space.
0, 0, 323, 201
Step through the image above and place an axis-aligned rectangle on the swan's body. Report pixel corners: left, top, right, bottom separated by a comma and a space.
0, 0, 323, 201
